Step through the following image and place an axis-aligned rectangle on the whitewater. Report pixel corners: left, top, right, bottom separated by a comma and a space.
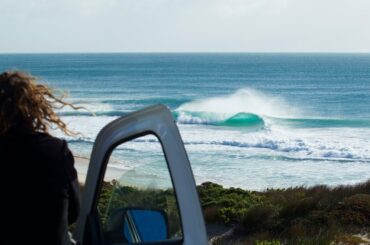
56, 87, 370, 189
1, 53, 369, 190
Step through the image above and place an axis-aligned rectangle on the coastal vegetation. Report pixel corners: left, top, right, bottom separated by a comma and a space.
200, 181, 370, 244
92, 179, 370, 245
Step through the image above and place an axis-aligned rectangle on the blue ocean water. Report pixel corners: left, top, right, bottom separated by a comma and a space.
1, 53, 370, 189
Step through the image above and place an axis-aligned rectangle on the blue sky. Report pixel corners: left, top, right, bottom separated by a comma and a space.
1, 0, 369, 53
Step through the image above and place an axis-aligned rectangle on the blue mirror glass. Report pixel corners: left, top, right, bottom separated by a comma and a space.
123, 208, 168, 243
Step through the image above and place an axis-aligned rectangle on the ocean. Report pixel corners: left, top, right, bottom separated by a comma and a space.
1, 53, 370, 190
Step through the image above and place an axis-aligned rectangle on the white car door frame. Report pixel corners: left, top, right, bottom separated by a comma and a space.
73, 105, 208, 245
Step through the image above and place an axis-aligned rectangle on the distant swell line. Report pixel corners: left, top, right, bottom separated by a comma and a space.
66, 137, 369, 161
184, 140, 307, 152
271, 117, 370, 128
58, 111, 127, 117
66, 138, 159, 144
183, 140, 368, 160
243, 154, 370, 163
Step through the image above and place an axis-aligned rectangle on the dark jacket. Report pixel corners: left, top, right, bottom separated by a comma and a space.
0, 128, 80, 245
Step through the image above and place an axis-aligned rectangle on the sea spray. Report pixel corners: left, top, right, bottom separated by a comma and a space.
176, 88, 300, 118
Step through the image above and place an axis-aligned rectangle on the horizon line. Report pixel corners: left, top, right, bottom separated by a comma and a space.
1, 51, 370, 55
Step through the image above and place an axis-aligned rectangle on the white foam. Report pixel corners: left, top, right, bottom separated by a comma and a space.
50, 96, 370, 190
179, 125, 370, 161
52, 115, 118, 141
176, 111, 226, 125
177, 88, 301, 118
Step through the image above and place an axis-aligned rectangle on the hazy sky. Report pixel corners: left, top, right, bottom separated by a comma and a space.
1, 0, 369, 53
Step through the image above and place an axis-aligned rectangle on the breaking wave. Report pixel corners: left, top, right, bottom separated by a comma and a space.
174, 89, 370, 128
173, 111, 265, 128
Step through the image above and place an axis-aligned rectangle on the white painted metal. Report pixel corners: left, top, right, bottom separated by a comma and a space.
74, 105, 208, 245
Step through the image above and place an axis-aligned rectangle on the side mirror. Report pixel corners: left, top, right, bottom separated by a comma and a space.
106, 208, 169, 243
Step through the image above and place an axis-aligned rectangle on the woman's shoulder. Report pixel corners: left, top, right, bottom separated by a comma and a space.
33, 132, 77, 180
34, 132, 66, 147
2, 128, 67, 151
41, 132, 72, 151
29, 132, 72, 162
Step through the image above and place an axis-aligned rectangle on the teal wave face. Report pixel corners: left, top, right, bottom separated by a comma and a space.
216, 112, 265, 128
173, 111, 265, 129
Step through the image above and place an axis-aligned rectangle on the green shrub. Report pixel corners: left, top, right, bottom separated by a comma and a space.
86, 179, 370, 245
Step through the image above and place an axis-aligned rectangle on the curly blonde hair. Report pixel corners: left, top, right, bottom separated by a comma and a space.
0, 71, 79, 136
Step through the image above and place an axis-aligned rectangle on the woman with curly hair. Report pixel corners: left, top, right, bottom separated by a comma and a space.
0, 71, 80, 245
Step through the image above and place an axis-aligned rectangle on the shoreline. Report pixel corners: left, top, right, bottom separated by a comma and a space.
74, 155, 89, 184
74, 155, 129, 184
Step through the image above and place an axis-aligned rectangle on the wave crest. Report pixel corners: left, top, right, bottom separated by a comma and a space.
173, 111, 265, 128
176, 88, 300, 118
